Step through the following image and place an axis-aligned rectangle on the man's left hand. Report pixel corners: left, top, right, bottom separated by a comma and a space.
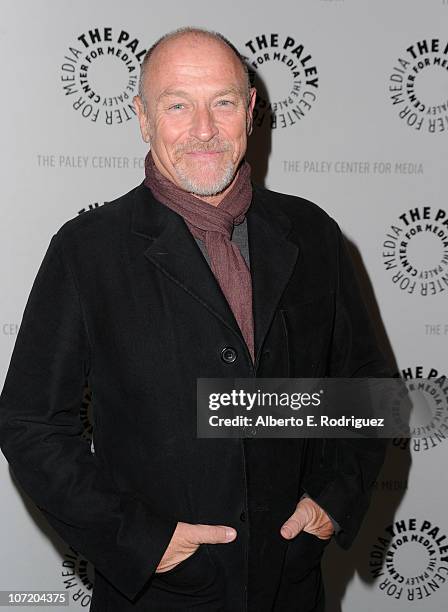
280, 497, 334, 540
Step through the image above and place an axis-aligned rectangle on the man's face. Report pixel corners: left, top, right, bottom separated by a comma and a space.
134, 35, 257, 199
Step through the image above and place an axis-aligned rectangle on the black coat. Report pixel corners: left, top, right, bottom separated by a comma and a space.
0, 182, 389, 611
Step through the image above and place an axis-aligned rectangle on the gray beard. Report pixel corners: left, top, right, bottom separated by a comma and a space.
174, 160, 235, 197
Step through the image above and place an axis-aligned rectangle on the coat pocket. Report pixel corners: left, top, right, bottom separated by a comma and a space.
282, 531, 331, 583
152, 544, 219, 595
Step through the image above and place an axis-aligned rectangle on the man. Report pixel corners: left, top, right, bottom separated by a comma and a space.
0, 27, 389, 611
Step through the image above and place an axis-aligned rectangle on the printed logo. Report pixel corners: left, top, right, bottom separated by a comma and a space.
61, 27, 146, 125
370, 518, 448, 602
60, 547, 94, 608
382, 206, 448, 296
389, 38, 448, 133
243, 33, 319, 129
392, 367, 448, 453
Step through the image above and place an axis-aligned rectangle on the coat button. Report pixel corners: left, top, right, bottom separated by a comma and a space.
240, 511, 246, 522
221, 346, 237, 364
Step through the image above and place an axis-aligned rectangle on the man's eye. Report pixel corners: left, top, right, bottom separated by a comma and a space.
168, 103, 185, 110
216, 99, 234, 107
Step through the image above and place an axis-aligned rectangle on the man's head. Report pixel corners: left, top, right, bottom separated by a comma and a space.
133, 27, 257, 201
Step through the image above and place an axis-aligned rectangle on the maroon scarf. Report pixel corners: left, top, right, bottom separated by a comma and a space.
144, 152, 254, 363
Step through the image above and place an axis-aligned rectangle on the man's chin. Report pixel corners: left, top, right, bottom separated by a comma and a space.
186, 181, 230, 197
175, 169, 235, 197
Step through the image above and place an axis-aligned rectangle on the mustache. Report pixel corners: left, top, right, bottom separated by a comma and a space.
174, 140, 233, 155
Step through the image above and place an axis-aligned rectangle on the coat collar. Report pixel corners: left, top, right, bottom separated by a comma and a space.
130, 181, 299, 369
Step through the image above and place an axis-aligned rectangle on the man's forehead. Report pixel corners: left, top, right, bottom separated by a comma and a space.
153, 32, 233, 60
148, 34, 243, 81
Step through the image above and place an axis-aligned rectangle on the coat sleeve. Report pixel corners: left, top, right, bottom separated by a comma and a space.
301, 220, 393, 550
0, 233, 178, 601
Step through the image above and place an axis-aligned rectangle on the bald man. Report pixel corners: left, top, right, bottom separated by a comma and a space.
0, 26, 389, 612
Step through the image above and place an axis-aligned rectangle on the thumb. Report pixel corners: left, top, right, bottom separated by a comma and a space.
281, 506, 308, 540
192, 524, 237, 545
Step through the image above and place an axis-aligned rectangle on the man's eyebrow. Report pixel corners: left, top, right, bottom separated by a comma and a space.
157, 89, 191, 102
157, 87, 244, 102
212, 87, 244, 98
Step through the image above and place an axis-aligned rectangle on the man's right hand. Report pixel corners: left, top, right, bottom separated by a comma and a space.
155, 521, 237, 573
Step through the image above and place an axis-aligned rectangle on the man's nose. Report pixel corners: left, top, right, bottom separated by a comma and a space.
189, 105, 219, 141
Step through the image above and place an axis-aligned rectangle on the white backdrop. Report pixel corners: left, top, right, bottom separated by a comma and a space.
1, 1, 447, 610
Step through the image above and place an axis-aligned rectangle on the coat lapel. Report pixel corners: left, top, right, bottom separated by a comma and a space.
247, 186, 299, 364
131, 183, 243, 343
130, 182, 299, 368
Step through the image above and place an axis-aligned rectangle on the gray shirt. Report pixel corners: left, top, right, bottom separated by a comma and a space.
193, 217, 250, 271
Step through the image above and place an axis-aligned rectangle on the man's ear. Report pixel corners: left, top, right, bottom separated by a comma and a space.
246, 87, 257, 136
133, 95, 151, 143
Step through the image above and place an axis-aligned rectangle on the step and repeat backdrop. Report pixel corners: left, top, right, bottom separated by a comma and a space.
1, 0, 447, 610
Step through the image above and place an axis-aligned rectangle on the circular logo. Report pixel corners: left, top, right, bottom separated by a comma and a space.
60, 547, 94, 608
389, 38, 448, 134
392, 367, 448, 452
60, 27, 146, 125
369, 518, 448, 602
243, 33, 319, 129
382, 206, 448, 296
